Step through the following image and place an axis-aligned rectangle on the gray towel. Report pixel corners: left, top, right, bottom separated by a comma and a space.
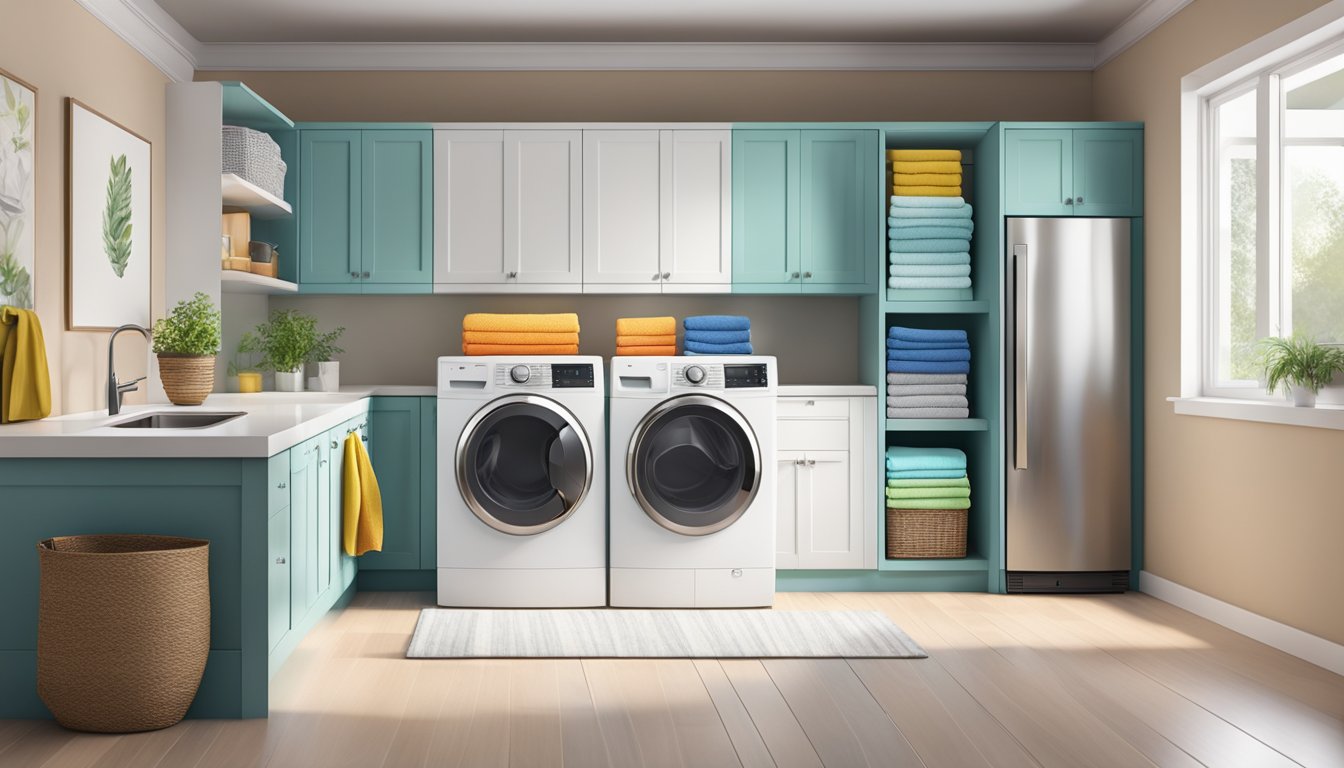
888, 407, 971, 419
887, 384, 966, 396
887, 395, 969, 409
887, 372, 968, 385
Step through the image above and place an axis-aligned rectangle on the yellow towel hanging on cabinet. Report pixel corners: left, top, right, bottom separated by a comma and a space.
342, 432, 383, 557
0, 306, 52, 424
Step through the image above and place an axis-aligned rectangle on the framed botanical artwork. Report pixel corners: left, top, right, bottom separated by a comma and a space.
0, 69, 36, 310
66, 98, 151, 331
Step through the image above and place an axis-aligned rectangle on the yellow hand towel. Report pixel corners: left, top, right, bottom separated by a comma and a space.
462, 313, 580, 334
892, 185, 963, 197
887, 149, 962, 162
616, 345, 677, 356
615, 316, 676, 336
891, 172, 962, 187
462, 330, 580, 345
890, 160, 963, 175
343, 432, 383, 557
0, 306, 52, 424
617, 334, 677, 347
463, 343, 581, 356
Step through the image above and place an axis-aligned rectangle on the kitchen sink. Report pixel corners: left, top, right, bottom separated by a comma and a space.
109, 411, 246, 430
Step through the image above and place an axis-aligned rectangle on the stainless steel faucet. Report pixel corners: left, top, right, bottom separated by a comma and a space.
107, 324, 151, 415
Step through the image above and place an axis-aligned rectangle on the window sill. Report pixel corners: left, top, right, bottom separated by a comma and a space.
1169, 396, 1344, 431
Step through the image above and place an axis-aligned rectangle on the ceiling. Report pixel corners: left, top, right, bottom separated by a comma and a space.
152, 0, 1151, 44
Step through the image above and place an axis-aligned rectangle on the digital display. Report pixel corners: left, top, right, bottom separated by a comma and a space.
551, 364, 595, 388
724, 364, 768, 388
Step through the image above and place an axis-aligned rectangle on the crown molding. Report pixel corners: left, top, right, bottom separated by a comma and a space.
74, 0, 200, 82
1094, 0, 1194, 68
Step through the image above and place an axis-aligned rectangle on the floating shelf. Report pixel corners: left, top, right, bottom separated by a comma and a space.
883, 299, 990, 314
222, 174, 292, 219
221, 270, 297, 295
220, 81, 294, 131
885, 418, 989, 432
878, 555, 989, 572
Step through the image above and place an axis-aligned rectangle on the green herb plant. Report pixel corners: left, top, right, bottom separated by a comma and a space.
151, 292, 221, 357
311, 326, 345, 363
227, 331, 261, 378
102, 153, 133, 278
1259, 333, 1344, 395
253, 309, 319, 373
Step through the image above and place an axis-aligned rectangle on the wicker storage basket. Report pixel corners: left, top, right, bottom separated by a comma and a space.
886, 507, 968, 558
37, 535, 210, 733
221, 125, 286, 199
157, 354, 216, 406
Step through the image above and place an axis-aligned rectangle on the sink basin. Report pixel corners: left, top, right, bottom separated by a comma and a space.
109, 411, 245, 430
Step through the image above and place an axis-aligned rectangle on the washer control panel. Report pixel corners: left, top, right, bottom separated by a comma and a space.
725, 364, 769, 389
551, 363, 595, 389
496, 363, 594, 389
672, 363, 724, 388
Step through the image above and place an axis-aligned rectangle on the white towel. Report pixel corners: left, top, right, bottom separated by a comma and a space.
887, 395, 969, 409
888, 407, 970, 419
887, 372, 968, 385
887, 383, 967, 396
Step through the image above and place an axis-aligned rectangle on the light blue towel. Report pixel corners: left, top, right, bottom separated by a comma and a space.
684, 329, 751, 344
889, 251, 971, 266
684, 339, 753, 355
886, 446, 967, 472
888, 372, 968, 385
888, 239, 971, 253
887, 469, 969, 480
888, 327, 969, 344
888, 217, 974, 231
889, 276, 973, 289
889, 205, 973, 219
887, 359, 971, 374
886, 346, 972, 362
683, 315, 750, 332
887, 196, 967, 209
889, 263, 972, 278
888, 226, 975, 240
886, 338, 970, 351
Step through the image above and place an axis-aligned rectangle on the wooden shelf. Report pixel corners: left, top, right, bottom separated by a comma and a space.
222, 174, 292, 219
885, 418, 989, 432
878, 556, 989, 572
221, 270, 297, 295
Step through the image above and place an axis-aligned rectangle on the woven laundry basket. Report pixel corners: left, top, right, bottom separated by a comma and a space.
37, 535, 210, 733
222, 125, 286, 199
886, 508, 968, 558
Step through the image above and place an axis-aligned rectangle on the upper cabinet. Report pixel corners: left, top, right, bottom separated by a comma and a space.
1004, 128, 1143, 217
732, 129, 878, 294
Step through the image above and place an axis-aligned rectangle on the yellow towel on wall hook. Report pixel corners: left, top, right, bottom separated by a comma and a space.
342, 432, 383, 557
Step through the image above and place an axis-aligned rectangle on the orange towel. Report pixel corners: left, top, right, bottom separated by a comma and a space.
462, 330, 580, 345
891, 172, 962, 187
616, 345, 677, 356
888, 149, 962, 162
463, 343, 580, 356
892, 185, 963, 197
462, 313, 580, 333
617, 334, 677, 347
890, 160, 963, 175
615, 316, 676, 336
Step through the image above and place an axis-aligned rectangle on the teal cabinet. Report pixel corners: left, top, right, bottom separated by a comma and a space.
1004, 128, 1142, 217
267, 504, 290, 653
326, 416, 367, 591
361, 397, 423, 571
287, 435, 323, 627
733, 130, 800, 286
299, 131, 362, 288
419, 398, 437, 569
1073, 130, 1143, 216
362, 131, 434, 285
1004, 129, 1072, 216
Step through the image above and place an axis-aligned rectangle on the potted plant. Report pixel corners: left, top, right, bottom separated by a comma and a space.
1259, 334, 1344, 407
150, 292, 221, 406
253, 309, 317, 392
226, 331, 262, 393
311, 325, 345, 392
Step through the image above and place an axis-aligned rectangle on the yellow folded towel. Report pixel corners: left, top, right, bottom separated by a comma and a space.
462, 330, 580, 346
462, 313, 580, 333
342, 432, 383, 557
0, 306, 52, 424
890, 160, 963, 175
617, 334, 677, 347
888, 149, 962, 162
616, 316, 676, 336
892, 185, 963, 197
891, 172, 963, 187
463, 343, 581, 356
616, 345, 677, 356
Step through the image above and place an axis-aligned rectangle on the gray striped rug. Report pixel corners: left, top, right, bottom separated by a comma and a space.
406, 609, 926, 659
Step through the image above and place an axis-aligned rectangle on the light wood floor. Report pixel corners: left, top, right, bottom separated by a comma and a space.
2, 591, 1342, 767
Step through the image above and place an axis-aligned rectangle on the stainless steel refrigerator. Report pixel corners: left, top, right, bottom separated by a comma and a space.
1005, 217, 1131, 593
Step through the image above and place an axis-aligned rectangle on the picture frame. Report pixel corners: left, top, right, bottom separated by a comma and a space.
0, 68, 37, 311
66, 98, 151, 331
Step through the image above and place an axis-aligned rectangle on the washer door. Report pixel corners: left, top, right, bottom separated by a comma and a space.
627, 394, 762, 536
456, 395, 593, 535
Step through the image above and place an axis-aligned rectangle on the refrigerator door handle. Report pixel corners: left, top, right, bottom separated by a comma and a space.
1014, 244, 1029, 470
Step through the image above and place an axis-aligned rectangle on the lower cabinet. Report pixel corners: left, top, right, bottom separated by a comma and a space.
360, 398, 422, 570
267, 505, 291, 653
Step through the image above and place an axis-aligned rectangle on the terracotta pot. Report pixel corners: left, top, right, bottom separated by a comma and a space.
156, 354, 215, 406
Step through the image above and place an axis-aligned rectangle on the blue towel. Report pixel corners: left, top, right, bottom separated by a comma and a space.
887, 196, 967, 209
889, 205, 973, 219
886, 339, 970, 351
889, 251, 971, 266
888, 359, 971, 374
889, 276, 973, 289
888, 217, 974, 231
886, 446, 967, 472
683, 315, 750, 332
684, 329, 751, 344
889, 263, 971, 277
886, 346, 972, 362
684, 339, 754, 355
888, 327, 969, 344
889, 239, 971, 253
888, 226, 976, 240
887, 468, 969, 480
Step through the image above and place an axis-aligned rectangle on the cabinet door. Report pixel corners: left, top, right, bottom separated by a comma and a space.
508, 130, 583, 286
361, 398, 422, 570
288, 438, 322, 625
776, 451, 805, 569
800, 130, 876, 290
434, 130, 507, 286
267, 505, 290, 653
732, 130, 800, 287
1005, 129, 1074, 215
419, 398, 438, 570
660, 130, 731, 290
315, 438, 332, 597
329, 418, 366, 591
583, 130, 663, 290
1073, 129, 1143, 217
799, 451, 863, 569
362, 130, 433, 286
299, 131, 362, 287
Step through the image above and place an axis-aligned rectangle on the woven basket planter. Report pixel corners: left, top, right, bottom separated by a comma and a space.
37, 535, 210, 733
886, 508, 968, 559
157, 354, 215, 405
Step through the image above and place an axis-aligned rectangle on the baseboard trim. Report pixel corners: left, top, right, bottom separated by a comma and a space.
1140, 570, 1344, 676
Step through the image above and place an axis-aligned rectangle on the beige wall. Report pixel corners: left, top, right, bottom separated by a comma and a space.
1094, 0, 1344, 645
1, 0, 168, 415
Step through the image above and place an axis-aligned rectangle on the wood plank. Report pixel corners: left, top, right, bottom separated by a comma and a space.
653, 660, 742, 767
457, 660, 511, 768
849, 660, 1002, 768
421, 661, 486, 768
86, 725, 184, 768
555, 660, 611, 768
508, 661, 563, 768
381, 661, 454, 768
150, 721, 224, 768
692, 661, 777, 768
719, 660, 823, 768
581, 660, 649, 768
0, 722, 109, 768
584, 660, 685, 768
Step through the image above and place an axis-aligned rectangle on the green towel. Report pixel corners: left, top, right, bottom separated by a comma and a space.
886, 497, 972, 510
887, 476, 970, 489
885, 486, 971, 500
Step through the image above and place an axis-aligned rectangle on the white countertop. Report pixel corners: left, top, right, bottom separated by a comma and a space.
778, 385, 876, 397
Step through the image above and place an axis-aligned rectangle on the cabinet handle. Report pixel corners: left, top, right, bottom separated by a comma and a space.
661, 272, 670, 280
361, 435, 368, 443
319, 459, 327, 467
790, 272, 800, 279
276, 557, 286, 565
1075, 196, 1084, 205
1064, 198, 1074, 205
803, 271, 812, 279
506, 271, 517, 278
277, 482, 286, 489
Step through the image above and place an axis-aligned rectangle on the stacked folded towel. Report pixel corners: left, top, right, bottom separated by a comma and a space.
886, 327, 970, 419
461, 313, 580, 355
616, 316, 676, 356
885, 447, 971, 511
888, 149, 962, 198
888, 194, 974, 291
683, 315, 752, 355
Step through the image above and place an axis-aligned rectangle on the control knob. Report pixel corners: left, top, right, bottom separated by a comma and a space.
684, 365, 706, 385
509, 365, 531, 384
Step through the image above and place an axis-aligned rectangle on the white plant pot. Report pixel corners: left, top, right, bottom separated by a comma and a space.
275, 369, 304, 392
1291, 387, 1317, 407
317, 361, 340, 393
226, 375, 240, 393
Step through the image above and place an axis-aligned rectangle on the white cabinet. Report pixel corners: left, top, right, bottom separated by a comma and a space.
583, 129, 731, 293
776, 394, 877, 570
434, 129, 581, 292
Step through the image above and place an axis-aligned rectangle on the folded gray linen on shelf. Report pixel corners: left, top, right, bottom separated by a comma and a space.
886, 395, 970, 409
886, 383, 967, 396
887, 407, 971, 419
887, 372, 968, 386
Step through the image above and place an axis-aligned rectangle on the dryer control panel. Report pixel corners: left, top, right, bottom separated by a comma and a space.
496, 363, 595, 389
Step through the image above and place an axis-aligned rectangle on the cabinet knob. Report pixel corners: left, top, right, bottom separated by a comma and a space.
794, 459, 804, 465
652, 273, 661, 281
275, 557, 286, 565
361, 435, 368, 443
350, 271, 359, 278
807, 459, 816, 466
805, 400, 815, 406
1064, 198, 1074, 205
506, 271, 517, 278
319, 459, 327, 467
277, 482, 286, 489
790, 272, 800, 279
331, 440, 338, 449
361, 271, 371, 279
661, 272, 671, 280
1075, 196, 1084, 205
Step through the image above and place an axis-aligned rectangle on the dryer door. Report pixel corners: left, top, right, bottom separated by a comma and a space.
628, 394, 762, 536
457, 395, 593, 535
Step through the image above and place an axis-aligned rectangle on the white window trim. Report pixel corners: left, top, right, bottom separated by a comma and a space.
1177, 0, 1344, 429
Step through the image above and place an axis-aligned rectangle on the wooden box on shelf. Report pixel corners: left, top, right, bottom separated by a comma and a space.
223, 256, 252, 272
221, 211, 251, 260
248, 260, 277, 278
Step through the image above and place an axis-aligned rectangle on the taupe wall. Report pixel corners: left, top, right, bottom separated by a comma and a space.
1094, 0, 1344, 645
2, 0, 168, 415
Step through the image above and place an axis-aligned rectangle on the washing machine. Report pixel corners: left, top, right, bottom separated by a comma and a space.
608, 356, 777, 608
437, 356, 606, 607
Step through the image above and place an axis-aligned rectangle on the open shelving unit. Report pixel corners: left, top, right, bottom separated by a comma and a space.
221, 269, 298, 295
221, 173, 292, 219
